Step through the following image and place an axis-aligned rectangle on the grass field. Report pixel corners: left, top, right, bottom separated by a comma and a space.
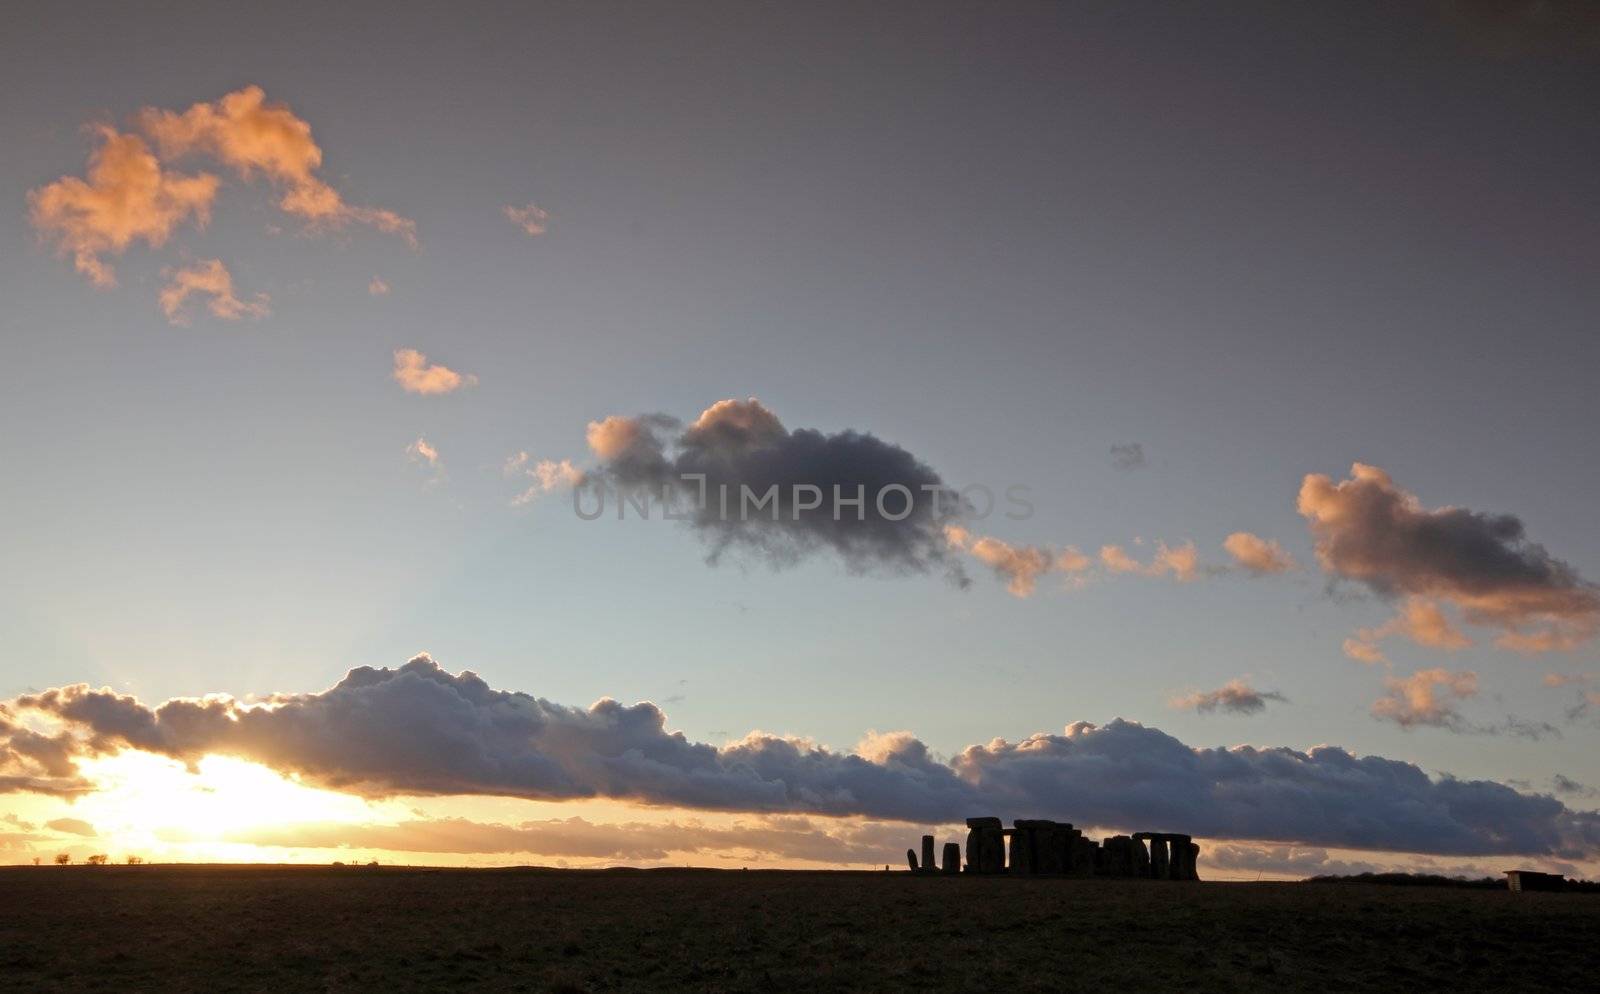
1, 865, 1595, 992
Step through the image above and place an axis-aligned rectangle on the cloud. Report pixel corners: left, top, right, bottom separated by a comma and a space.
8, 655, 1600, 859
1371, 668, 1479, 730
405, 438, 442, 484
392, 349, 477, 395
1552, 774, 1597, 798
27, 127, 220, 287
1099, 541, 1201, 581
1223, 532, 1296, 575
504, 203, 549, 236
193, 814, 916, 866
1206, 844, 1391, 878
585, 399, 966, 580
1343, 638, 1388, 665
504, 452, 584, 505
1169, 680, 1288, 715
45, 817, 97, 837
137, 86, 415, 245
157, 259, 269, 325
944, 526, 1083, 597
1299, 463, 1600, 652
368, 276, 390, 296
1109, 443, 1145, 471
1344, 597, 1474, 662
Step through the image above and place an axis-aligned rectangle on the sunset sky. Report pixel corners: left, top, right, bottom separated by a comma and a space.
4, 1, 1599, 879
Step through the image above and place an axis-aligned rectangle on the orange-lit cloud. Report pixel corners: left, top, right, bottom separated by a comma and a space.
504, 451, 583, 505
1223, 531, 1296, 574
405, 438, 441, 483
1099, 541, 1201, 581
27, 127, 219, 287
158, 259, 269, 325
392, 349, 476, 395
137, 86, 416, 245
504, 203, 549, 236
1371, 667, 1478, 729
944, 526, 1089, 597
1300, 463, 1600, 653
1342, 638, 1388, 665
368, 276, 390, 296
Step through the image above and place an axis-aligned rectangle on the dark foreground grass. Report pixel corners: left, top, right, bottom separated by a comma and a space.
1, 865, 1595, 992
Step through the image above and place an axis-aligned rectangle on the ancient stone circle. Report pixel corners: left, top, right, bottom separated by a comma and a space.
904, 817, 1200, 880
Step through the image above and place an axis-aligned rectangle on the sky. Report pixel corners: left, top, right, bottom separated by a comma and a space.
3, 0, 1599, 878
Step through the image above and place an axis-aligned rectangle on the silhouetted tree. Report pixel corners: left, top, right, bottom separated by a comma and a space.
32, 856, 41, 866
126, 855, 144, 865
85, 854, 109, 866
54, 853, 70, 865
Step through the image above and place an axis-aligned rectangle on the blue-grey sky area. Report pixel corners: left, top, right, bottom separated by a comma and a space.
2, 1, 1598, 871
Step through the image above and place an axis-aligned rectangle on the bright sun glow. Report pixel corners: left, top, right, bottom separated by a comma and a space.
68, 752, 377, 860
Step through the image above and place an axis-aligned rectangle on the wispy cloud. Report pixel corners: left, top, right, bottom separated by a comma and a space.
1371, 667, 1478, 730
504, 451, 583, 505
137, 86, 415, 245
158, 259, 269, 325
504, 203, 549, 236
368, 276, 390, 296
1168, 679, 1288, 715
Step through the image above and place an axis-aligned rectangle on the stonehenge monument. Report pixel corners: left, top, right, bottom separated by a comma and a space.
909, 818, 1200, 880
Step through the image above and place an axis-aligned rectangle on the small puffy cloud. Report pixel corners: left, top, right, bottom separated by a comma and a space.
158, 259, 269, 325
392, 349, 477, 395
28, 127, 219, 287
1099, 541, 1201, 581
137, 86, 415, 245
1343, 638, 1388, 665
504, 452, 583, 505
1371, 668, 1479, 730
1299, 463, 1600, 652
45, 817, 97, 837
504, 203, 549, 236
1169, 679, 1288, 715
1099, 544, 1143, 574
1223, 532, 1296, 575
945, 527, 1056, 597
368, 276, 390, 296
1109, 443, 1145, 471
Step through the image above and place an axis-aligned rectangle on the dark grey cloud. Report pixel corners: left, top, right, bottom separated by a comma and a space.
1552, 774, 1597, 798
1109, 443, 1145, 471
8, 654, 1600, 859
1169, 680, 1288, 715
1299, 464, 1600, 651
584, 399, 966, 581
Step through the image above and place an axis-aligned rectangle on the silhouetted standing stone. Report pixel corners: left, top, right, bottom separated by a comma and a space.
1149, 836, 1170, 879
1009, 822, 1034, 875
922, 835, 935, 875
1185, 841, 1201, 881
965, 817, 1003, 874
907, 849, 919, 873
1069, 834, 1097, 876
982, 827, 1006, 873
1131, 835, 1151, 877
942, 842, 961, 874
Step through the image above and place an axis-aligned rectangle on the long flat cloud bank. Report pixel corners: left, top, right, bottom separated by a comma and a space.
7, 655, 1597, 859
